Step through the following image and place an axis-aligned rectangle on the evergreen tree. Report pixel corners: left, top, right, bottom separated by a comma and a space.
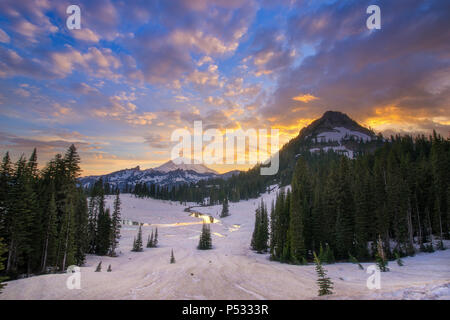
147, 230, 154, 248
0, 153, 13, 241
154, 227, 158, 247
170, 249, 176, 264
289, 159, 308, 263
107, 264, 112, 272
109, 190, 122, 256
251, 200, 269, 253
74, 188, 88, 266
313, 252, 333, 296
334, 157, 355, 260
96, 206, 111, 256
95, 261, 102, 272
251, 205, 260, 250
40, 191, 57, 273
132, 226, 143, 252
220, 197, 230, 218
198, 222, 212, 250
6, 156, 35, 275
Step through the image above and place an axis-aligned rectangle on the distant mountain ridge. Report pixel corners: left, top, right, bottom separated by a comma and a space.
154, 159, 218, 174
79, 159, 238, 190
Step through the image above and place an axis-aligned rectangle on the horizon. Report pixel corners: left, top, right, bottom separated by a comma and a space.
1, 0, 449, 176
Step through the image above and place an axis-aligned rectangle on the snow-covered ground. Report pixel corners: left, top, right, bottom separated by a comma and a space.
2, 189, 450, 300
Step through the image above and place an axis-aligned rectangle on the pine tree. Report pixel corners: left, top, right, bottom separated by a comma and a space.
170, 249, 176, 264
40, 191, 57, 273
0, 153, 13, 241
109, 190, 121, 256
251, 200, 269, 253
289, 159, 308, 263
334, 157, 355, 260
6, 156, 34, 274
220, 197, 230, 218
107, 264, 112, 272
132, 226, 143, 252
147, 230, 154, 248
74, 188, 88, 266
96, 205, 111, 256
154, 227, 158, 247
198, 222, 212, 250
251, 206, 260, 250
95, 261, 102, 272
313, 252, 333, 296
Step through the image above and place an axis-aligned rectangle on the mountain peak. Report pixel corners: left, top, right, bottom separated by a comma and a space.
321, 110, 352, 121
299, 110, 374, 139
154, 158, 218, 175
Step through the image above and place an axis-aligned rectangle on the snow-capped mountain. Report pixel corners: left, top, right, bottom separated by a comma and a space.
154, 158, 218, 174
79, 159, 237, 190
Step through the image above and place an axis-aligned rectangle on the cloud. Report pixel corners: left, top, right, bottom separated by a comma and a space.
0, 0, 58, 43
0, 47, 51, 79
224, 78, 260, 97
50, 46, 122, 80
292, 94, 319, 103
246, 27, 295, 77
0, 131, 90, 153
145, 133, 171, 149
71, 28, 101, 43
0, 28, 10, 43
169, 29, 239, 55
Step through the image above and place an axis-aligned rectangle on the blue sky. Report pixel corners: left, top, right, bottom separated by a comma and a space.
0, 0, 449, 175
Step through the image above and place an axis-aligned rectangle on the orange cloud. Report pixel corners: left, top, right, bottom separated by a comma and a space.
292, 94, 319, 103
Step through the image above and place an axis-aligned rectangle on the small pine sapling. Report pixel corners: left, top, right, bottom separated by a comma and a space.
313, 252, 333, 296
153, 228, 158, 247
95, 261, 102, 272
170, 249, 176, 264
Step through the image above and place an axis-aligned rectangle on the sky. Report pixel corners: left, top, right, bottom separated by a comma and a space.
0, 0, 449, 175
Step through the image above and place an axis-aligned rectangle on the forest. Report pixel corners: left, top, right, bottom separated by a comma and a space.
252, 133, 449, 264
0, 145, 121, 283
